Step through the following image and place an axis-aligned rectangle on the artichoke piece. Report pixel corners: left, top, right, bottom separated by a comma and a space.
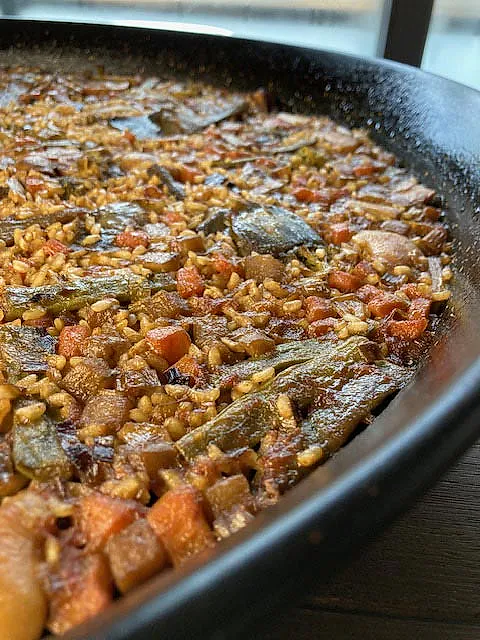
150, 96, 248, 135
13, 407, 71, 481
177, 337, 369, 460
230, 205, 321, 256
148, 165, 185, 200
0, 325, 56, 382
0, 271, 175, 320
110, 115, 162, 140
301, 361, 410, 455
89, 202, 148, 250
0, 207, 86, 246
197, 208, 230, 235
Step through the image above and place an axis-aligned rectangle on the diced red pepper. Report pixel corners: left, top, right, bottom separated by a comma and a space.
77, 493, 141, 551
58, 324, 90, 358
307, 318, 337, 337
177, 266, 205, 299
146, 326, 192, 365
368, 293, 408, 318
115, 229, 149, 249
328, 270, 362, 293
147, 485, 215, 567
43, 238, 71, 256
385, 318, 428, 340
304, 296, 336, 322
325, 223, 352, 245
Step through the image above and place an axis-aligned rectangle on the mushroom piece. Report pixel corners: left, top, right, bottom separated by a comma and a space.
352, 230, 424, 268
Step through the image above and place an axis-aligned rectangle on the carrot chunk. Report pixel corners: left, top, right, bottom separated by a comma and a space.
146, 326, 192, 365
58, 324, 90, 358
304, 296, 336, 322
326, 223, 352, 245
328, 270, 362, 293
177, 266, 205, 298
385, 318, 428, 340
147, 485, 215, 567
77, 493, 140, 551
368, 293, 408, 318
307, 318, 337, 337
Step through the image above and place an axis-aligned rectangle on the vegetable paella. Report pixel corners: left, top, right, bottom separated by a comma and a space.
0, 67, 452, 638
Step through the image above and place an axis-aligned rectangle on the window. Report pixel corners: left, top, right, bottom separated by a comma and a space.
1, 0, 479, 90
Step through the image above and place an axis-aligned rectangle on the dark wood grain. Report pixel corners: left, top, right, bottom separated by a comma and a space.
267, 440, 480, 638
265, 610, 480, 640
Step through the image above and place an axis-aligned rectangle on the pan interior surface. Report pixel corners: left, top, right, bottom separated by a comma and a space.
0, 19, 479, 640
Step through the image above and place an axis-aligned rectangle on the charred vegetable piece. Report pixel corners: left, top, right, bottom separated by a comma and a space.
12, 407, 72, 481
147, 484, 215, 566
148, 165, 185, 200
205, 474, 251, 520
0, 325, 56, 381
230, 205, 321, 256
131, 289, 190, 319
150, 96, 247, 135
88, 202, 148, 250
301, 361, 409, 454
118, 366, 160, 398
138, 251, 181, 273
197, 207, 230, 235
61, 357, 112, 402
105, 518, 167, 593
78, 390, 131, 438
244, 254, 284, 283
177, 337, 369, 459
0, 271, 174, 320
110, 115, 162, 139
0, 207, 85, 246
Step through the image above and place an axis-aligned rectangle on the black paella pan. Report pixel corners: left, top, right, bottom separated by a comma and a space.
0, 17, 479, 640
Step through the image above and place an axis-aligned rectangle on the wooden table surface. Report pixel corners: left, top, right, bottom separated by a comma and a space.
265, 441, 480, 640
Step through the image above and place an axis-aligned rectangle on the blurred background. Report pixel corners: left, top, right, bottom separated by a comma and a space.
0, 0, 478, 90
